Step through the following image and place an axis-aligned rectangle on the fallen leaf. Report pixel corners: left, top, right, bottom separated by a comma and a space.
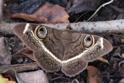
119, 79, 124, 83
0, 37, 11, 65
7, 0, 45, 14
18, 70, 48, 83
15, 47, 35, 61
87, 66, 102, 83
11, 2, 69, 23
119, 61, 124, 77
68, 0, 100, 14
0, 75, 5, 83
0, 75, 16, 83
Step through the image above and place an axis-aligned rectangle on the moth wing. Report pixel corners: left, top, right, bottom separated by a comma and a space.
13, 24, 39, 50
83, 36, 113, 62
61, 58, 88, 77
34, 50, 61, 72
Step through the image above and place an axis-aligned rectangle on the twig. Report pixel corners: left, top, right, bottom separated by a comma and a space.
0, 0, 3, 21
111, 5, 124, 13
0, 62, 39, 73
1, 20, 124, 35
43, 19, 124, 34
87, 0, 114, 21
0, 23, 19, 36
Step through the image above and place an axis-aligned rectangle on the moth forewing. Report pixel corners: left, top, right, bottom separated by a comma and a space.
26, 26, 62, 72
82, 37, 113, 62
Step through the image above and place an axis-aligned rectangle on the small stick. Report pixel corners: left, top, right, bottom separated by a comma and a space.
87, 0, 114, 21
0, 20, 124, 35
0, 0, 3, 21
43, 19, 124, 34
0, 62, 39, 73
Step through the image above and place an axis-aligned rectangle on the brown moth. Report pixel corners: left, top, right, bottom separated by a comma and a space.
13, 23, 113, 77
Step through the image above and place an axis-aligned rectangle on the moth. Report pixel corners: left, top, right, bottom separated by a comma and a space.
13, 23, 113, 77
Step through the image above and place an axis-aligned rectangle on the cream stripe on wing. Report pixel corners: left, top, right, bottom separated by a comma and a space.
23, 23, 30, 34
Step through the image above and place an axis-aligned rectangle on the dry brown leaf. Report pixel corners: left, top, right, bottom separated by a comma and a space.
87, 66, 102, 83
11, 2, 69, 23
15, 47, 34, 61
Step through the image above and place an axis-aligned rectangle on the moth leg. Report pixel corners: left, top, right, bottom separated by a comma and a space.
61, 58, 88, 77
34, 51, 61, 72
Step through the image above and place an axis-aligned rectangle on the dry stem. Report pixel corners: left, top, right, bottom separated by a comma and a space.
0, 20, 124, 34
43, 19, 124, 34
